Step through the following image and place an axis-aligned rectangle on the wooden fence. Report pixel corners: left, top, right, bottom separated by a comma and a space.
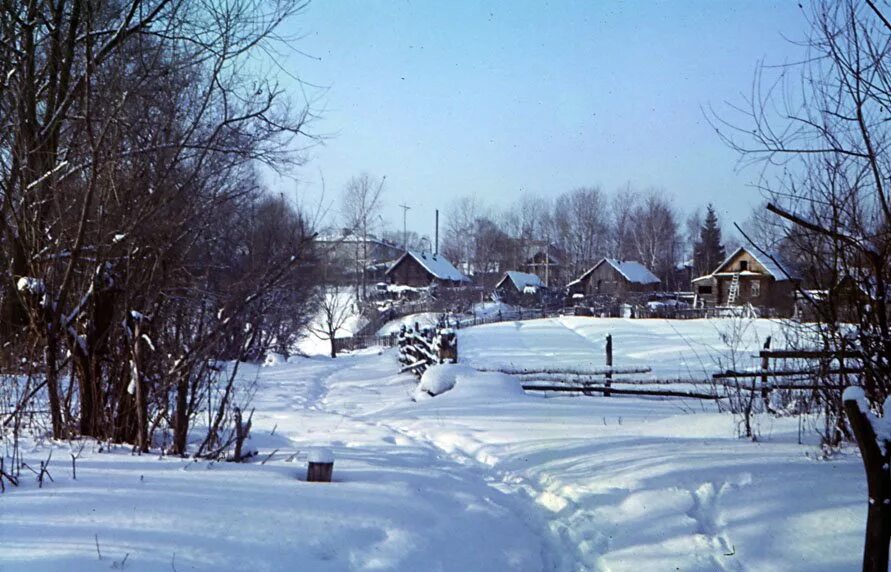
337, 306, 564, 353
487, 334, 863, 402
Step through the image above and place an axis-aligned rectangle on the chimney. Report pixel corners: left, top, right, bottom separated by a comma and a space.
435, 209, 439, 256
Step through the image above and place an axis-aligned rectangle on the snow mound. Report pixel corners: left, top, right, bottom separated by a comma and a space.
414, 364, 524, 401
416, 364, 476, 397
262, 352, 286, 367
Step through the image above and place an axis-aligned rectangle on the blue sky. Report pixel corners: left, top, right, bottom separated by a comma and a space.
272, 1, 810, 237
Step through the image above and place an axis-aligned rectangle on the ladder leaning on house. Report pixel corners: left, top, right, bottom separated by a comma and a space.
726, 272, 741, 305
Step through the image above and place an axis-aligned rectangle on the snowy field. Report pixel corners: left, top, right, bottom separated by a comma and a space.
1, 317, 865, 571
459, 316, 789, 378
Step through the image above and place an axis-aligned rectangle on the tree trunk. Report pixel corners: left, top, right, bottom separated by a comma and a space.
172, 373, 189, 455
133, 322, 147, 453
44, 334, 64, 439
844, 397, 891, 572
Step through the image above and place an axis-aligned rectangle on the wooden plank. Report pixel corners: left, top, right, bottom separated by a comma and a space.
759, 349, 862, 359
480, 366, 652, 376
713, 368, 863, 379
521, 384, 720, 400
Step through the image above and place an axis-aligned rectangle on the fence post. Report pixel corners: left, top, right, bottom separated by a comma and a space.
604, 334, 613, 397
843, 388, 891, 572
760, 336, 774, 413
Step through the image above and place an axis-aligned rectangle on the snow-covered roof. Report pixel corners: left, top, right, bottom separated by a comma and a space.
387, 250, 469, 282
606, 259, 661, 284
573, 258, 660, 286
708, 246, 799, 281
497, 271, 544, 292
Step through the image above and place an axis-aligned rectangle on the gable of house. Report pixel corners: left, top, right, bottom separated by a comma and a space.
711, 247, 796, 281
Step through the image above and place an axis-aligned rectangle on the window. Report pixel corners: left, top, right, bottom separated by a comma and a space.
751, 280, 761, 297
740, 260, 748, 271
596, 279, 602, 293
698, 285, 713, 294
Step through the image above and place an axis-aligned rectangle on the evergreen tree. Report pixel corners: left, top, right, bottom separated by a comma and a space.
694, 204, 726, 276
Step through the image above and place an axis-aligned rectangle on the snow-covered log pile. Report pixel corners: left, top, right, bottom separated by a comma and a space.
397, 323, 457, 377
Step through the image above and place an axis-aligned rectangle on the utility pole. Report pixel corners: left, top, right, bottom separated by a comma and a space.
399, 203, 411, 252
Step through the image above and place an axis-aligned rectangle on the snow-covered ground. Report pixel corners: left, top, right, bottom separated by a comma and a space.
1, 317, 865, 571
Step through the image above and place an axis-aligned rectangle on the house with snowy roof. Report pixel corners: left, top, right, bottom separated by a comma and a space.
567, 258, 661, 301
494, 271, 545, 305
691, 246, 799, 315
385, 250, 470, 288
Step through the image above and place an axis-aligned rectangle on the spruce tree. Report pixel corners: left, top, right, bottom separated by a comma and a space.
694, 204, 726, 276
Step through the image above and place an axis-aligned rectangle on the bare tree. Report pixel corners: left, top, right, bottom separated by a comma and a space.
610, 184, 640, 260
553, 187, 610, 279
0, 0, 320, 460
626, 191, 681, 284
441, 196, 485, 276
308, 286, 356, 359
711, 19, 891, 569
341, 174, 385, 301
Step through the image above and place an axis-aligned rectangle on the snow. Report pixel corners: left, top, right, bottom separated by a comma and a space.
843, 385, 866, 407
415, 363, 475, 398
307, 447, 334, 463
458, 316, 786, 379
471, 301, 518, 318
263, 352, 287, 367
1, 317, 867, 571
16, 276, 45, 295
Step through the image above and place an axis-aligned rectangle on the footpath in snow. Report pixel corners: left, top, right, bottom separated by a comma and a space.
1, 317, 867, 571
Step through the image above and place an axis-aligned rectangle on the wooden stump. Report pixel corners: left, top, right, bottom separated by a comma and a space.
307, 461, 334, 483
306, 448, 334, 483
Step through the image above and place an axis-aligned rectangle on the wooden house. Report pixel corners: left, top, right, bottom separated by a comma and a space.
567, 258, 660, 300
691, 246, 799, 314
385, 250, 470, 288
494, 271, 545, 306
